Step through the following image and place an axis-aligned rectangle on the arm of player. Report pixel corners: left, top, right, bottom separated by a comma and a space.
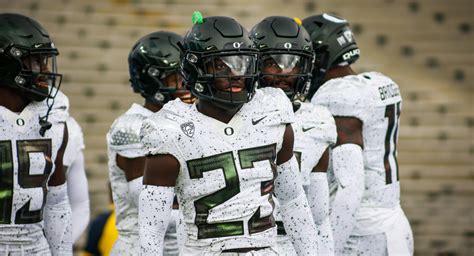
330, 117, 365, 255
44, 123, 73, 255
66, 150, 90, 243
274, 124, 320, 255
116, 154, 146, 207
306, 148, 334, 255
139, 154, 180, 256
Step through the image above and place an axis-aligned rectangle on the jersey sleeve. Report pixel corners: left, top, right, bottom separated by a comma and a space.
63, 117, 85, 167
311, 79, 369, 123
107, 114, 146, 158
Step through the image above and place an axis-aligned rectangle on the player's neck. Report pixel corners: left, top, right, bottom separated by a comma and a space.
0, 87, 30, 112
324, 65, 357, 83
196, 99, 240, 124
144, 100, 163, 113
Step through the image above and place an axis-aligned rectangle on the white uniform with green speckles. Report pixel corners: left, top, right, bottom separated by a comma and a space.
141, 88, 294, 255
313, 72, 413, 255
0, 95, 68, 255
107, 103, 182, 255
274, 101, 337, 255
107, 104, 149, 255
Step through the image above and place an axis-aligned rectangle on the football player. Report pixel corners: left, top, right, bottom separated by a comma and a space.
0, 13, 72, 255
250, 16, 337, 255
303, 13, 413, 255
139, 13, 319, 255
106, 31, 191, 255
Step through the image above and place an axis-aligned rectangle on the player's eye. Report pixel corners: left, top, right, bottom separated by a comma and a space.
265, 59, 277, 67
214, 61, 227, 70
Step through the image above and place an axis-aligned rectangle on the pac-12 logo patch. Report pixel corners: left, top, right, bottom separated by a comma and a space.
180, 122, 195, 138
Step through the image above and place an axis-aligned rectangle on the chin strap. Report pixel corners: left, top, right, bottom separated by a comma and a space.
39, 90, 57, 136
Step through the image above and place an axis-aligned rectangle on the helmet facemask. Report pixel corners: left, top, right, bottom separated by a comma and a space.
4, 44, 62, 102
137, 64, 194, 105
185, 49, 258, 110
259, 51, 313, 103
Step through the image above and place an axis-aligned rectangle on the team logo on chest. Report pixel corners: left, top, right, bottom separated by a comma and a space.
180, 122, 195, 138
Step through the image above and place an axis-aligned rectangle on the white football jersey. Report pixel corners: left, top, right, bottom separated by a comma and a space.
293, 102, 337, 186
274, 102, 337, 255
140, 87, 294, 252
0, 96, 68, 246
106, 103, 152, 246
312, 71, 403, 210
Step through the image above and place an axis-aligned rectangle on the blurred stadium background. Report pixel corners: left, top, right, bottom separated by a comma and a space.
1, 0, 473, 255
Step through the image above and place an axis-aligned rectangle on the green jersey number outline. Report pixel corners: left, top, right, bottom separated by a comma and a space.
0, 139, 53, 224
187, 144, 277, 239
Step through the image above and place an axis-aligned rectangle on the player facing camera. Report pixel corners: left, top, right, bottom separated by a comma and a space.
180, 13, 258, 111
250, 16, 314, 105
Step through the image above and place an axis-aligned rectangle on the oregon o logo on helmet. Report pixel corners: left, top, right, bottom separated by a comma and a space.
284, 42, 292, 49
233, 42, 243, 48
342, 49, 360, 60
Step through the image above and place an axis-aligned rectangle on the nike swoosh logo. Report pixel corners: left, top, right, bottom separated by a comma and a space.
302, 126, 316, 132
252, 116, 267, 125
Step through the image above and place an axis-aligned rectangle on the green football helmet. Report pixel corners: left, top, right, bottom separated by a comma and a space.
302, 13, 360, 99
0, 13, 62, 102
180, 14, 259, 110
128, 31, 192, 105
250, 16, 314, 103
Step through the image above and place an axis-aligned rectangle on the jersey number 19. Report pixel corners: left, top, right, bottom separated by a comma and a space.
0, 139, 52, 224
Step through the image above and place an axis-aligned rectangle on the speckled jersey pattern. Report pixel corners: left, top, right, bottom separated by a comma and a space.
140, 87, 294, 253
0, 95, 68, 254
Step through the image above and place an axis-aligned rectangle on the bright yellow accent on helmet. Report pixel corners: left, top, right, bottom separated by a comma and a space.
293, 17, 302, 25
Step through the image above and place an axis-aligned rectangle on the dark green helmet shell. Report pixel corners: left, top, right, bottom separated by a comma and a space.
250, 16, 313, 53
0, 13, 61, 102
128, 31, 183, 105
181, 15, 258, 109
250, 16, 314, 102
302, 13, 360, 98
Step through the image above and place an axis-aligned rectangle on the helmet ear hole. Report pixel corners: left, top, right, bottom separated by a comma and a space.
0, 53, 21, 83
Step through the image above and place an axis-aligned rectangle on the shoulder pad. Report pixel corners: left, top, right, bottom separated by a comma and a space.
311, 76, 374, 122
253, 87, 294, 124
140, 112, 180, 156
108, 113, 146, 148
159, 98, 192, 121
307, 105, 337, 145
45, 90, 70, 123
